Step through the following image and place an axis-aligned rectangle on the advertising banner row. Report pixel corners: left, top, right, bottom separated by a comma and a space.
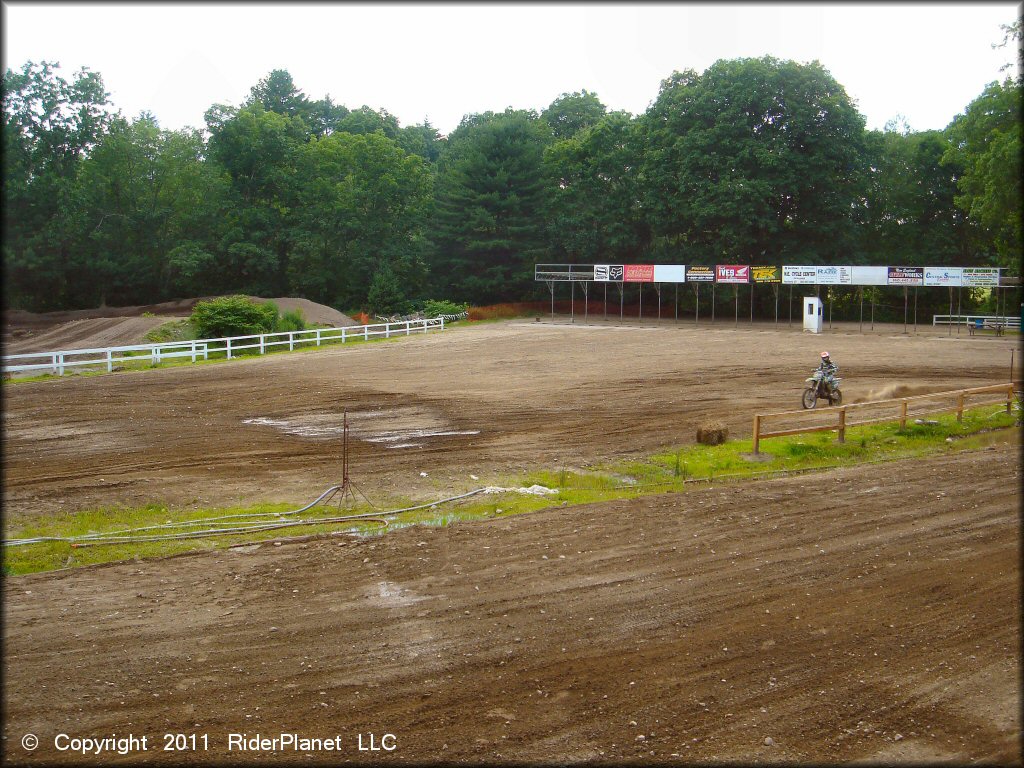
591, 264, 1001, 287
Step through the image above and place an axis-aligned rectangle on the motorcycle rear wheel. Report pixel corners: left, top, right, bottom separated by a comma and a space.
829, 389, 843, 406
801, 388, 817, 409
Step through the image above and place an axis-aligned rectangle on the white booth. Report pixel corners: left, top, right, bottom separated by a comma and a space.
803, 296, 823, 333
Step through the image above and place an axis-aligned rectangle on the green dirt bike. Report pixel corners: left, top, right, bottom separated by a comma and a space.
802, 370, 842, 409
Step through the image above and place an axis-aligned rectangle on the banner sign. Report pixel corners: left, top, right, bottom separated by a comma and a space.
716, 265, 749, 284
782, 266, 816, 284
961, 267, 999, 287
653, 264, 686, 283
751, 266, 781, 283
851, 266, 889, 286
686, 265, 715, 282
815, 265, 852, 285
624, 264, 655, 282
887, 266, 924, 286
594, 264, 624, 282
923, 267, 963, 287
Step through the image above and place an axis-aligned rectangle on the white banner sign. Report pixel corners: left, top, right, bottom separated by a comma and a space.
653, 264, 686, 283
961, 267, 1000, 287
782, 266, 816, 284
815, 265, 852, 285
924, 267, 963, 287
851, 266, 889, 286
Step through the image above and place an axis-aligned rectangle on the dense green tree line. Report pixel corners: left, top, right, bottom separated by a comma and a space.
3, 38, 1019, 314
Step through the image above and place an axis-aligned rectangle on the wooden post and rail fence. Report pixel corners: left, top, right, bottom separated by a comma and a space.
752, 383, 1018, 454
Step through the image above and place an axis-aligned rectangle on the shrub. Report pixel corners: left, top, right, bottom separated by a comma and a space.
421, 299, 469, 318
276, 309, 306, 333
190, 296, 278, 338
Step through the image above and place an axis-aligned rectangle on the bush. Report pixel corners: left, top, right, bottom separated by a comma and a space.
190, 296, 278, 338
276, 309, 306, 333
422, 299, 469, 318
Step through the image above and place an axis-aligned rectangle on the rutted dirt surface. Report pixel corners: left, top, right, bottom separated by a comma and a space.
1, 319, 1018, 521
3, 316, 180, 354
2, 319, 1022, 764
2, 446, 1020, 764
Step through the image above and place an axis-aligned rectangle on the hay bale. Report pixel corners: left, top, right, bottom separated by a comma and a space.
696, 420, 728, 446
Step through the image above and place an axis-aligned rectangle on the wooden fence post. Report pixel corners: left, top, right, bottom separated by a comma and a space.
752, 414, 761, 455
899, 400, 908, 430
957, 392, 965, 423
1008, 384, 1014, 415
838, 407, 847, 443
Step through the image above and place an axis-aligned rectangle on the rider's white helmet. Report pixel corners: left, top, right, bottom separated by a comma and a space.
821, 351, 830, 359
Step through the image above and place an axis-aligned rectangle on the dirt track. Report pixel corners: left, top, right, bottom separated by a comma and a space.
2, 319, 1022, 764
2, 444, 1020, 764
1, 319, 1019, 522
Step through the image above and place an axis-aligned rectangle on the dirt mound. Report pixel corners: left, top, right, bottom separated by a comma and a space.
2, 296, 355, 354
3, 317, 175, 355
246, 297, 356, 328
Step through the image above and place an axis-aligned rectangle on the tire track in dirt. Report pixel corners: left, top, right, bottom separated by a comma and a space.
2, 445, 1018, 764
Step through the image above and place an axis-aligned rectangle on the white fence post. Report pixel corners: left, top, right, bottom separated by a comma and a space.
191, 341, 197, 363
226, 338, 232, 360
364, 325, 369, 341
57, 353, 64, 376
288, 332, 294, 351
260, 335, 265, 355
341, 328, 346, 343
154, 346, 161, 366
386, 322, 391, 339
106, 350, 113, 373
316, 329, 321, 346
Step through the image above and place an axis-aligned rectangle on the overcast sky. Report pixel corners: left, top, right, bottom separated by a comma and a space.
2, 2, 1020, 136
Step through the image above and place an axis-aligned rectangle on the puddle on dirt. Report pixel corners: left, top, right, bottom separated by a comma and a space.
374, 581, 426, 607
243, 406, 479, 449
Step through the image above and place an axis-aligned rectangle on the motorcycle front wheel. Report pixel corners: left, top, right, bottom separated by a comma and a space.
801, 388, 817, 409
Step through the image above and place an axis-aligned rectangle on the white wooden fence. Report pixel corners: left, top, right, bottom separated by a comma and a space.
2, 318, 445, 377
932, 314, 1020, 330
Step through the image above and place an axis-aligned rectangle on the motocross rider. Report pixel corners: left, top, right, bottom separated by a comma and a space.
817, 351, 838, 394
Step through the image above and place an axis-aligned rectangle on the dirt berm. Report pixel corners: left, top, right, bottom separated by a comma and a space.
2, 296, 356, 354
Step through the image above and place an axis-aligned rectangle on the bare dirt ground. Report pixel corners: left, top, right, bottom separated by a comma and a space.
2, 318, 1022, 764
2, 318, 1019, 520
2, 446, 1020, 764
2, 297, 355, 355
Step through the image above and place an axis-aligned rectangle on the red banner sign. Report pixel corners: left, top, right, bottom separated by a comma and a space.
716, 265, 749, 283
624, 264, 655, 282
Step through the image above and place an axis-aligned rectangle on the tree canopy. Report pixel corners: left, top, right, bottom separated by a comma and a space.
2, 55, 1019, 314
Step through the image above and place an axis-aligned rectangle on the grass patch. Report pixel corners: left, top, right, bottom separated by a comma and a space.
144, 319, 195, 343
3, 404, 1018, 575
